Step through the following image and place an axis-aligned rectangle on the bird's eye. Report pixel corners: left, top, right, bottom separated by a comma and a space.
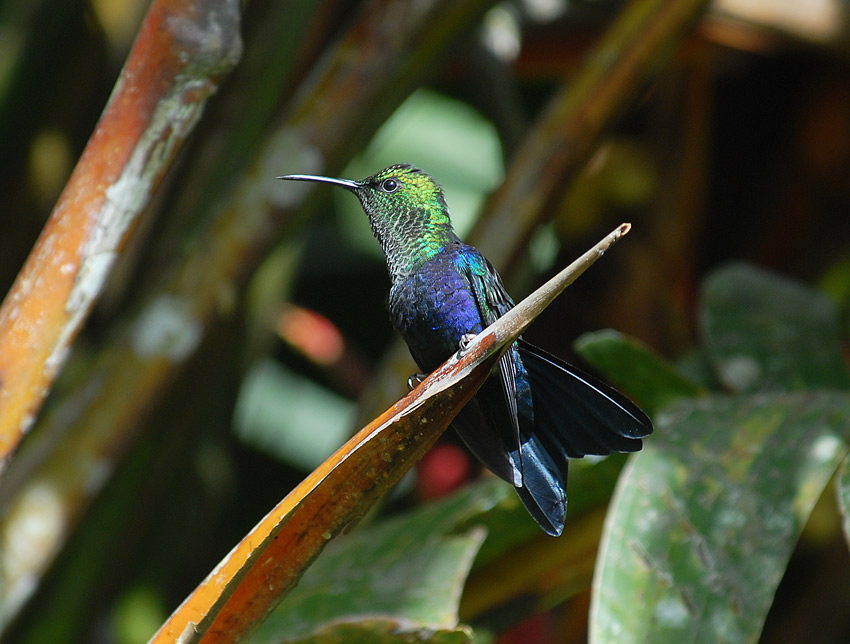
381, 178, 399, 193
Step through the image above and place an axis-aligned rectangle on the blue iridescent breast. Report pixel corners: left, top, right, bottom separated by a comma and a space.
388, 247, 485, 371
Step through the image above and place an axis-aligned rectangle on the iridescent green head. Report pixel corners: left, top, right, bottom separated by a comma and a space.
279, 164, 459, 281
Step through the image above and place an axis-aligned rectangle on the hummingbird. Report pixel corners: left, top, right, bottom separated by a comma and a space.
278, 164, 652, 536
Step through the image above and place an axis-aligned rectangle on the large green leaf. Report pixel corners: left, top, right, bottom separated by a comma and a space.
249, 479, 512, 644
574, 329, 705, 414
590, 392, 850, 644
700, 263, 850, 392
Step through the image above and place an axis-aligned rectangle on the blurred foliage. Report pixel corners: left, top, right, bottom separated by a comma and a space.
583, 264, 850, 643
248, 481, 508, 644
3, 0, 850, 643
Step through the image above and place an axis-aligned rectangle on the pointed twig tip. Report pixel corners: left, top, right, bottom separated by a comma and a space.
619, 222, 631, 236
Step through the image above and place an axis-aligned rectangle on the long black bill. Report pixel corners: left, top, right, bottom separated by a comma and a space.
277, 174, 363, 190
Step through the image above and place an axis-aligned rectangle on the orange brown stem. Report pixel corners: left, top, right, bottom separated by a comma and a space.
0, 0, 241, 469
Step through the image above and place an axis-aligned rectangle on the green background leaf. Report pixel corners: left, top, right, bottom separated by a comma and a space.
249, 480, 513, 644
591, 392, 850, 644
574, 329, 705, 414
591, 263, 850, 643
700, 263, 850, 392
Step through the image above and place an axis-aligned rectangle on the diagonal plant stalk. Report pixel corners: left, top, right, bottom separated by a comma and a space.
0, 0, 242, 467
148, 223, 631, 644
468, 0, 711, 271
149, 1, 343, 263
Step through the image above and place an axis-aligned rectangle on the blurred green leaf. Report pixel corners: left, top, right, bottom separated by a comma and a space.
675, 349, 724, 392
700, 263, 850, 392
249, 479, 512, 644
111, 585, 167, 644
340, 88, 504, 252
253, 621, 474, 644
590, 391, 850, 644
233, 359, 355, 470
817, 254, 850, 306
574, 329, 705, 414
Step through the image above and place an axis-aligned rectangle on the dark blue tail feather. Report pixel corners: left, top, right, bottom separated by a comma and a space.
449, 339, 652, 537
518, 340, 651, 454
512, 340, 652, 536
515, 434, 567, 536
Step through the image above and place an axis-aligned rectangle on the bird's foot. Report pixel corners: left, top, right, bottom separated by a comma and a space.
407, 372, 428, 391
457, 333, 478, 355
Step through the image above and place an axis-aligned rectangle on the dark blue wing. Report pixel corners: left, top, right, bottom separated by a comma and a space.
450, 247, 526, 486
518, 339, 652, 457
457, 249, 574, 535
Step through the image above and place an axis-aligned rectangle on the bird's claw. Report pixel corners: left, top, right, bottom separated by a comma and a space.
407, 372, 427, 391
457, 333, 478, 355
